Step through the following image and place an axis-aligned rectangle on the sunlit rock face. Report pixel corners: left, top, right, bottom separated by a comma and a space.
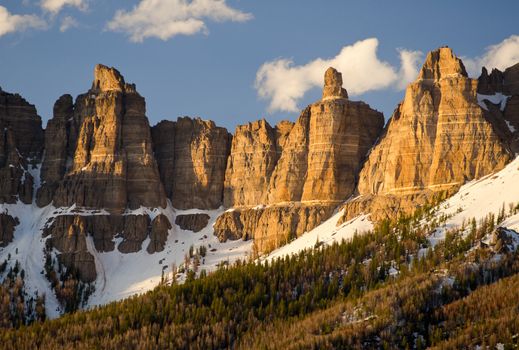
36, 65, 170, 282
216, 67, 384, 253
342, 47, 513, 223
38, 64, 166, 212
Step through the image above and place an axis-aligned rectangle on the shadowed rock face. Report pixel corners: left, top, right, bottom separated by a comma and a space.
478, 62, 519, 152
0, 89, 44, 204
0, 214, 19, 247
175, 213, 210, 232
152, 117, 231, 210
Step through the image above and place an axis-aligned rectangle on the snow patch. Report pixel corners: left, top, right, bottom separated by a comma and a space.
477, 93, 509, 111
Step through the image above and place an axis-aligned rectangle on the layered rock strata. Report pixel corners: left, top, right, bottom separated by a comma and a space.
0, 89, 44, 204
216, 68, 384, 252
175, 213, 210, 232
214, 203, 336, 254
43, 213, 172, 281
342, 47, 513, 222
38, 64, 166, 212
37, 65, 172, 281
152, 117, 230, 210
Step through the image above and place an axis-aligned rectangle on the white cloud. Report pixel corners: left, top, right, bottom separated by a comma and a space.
255, 38, 423, 113
464, 35, 519, 76
107, 0, 253, 43
0, 5, 47, 37
60, 16, 78, 32
41, 0, 87, 14
397, 49, 423, 90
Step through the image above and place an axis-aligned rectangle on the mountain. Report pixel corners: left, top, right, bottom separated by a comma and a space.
0, 45, 517, 341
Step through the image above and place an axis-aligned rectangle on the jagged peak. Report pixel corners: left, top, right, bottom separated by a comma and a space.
417, 47, 467, 81
91, 64, 126, 92
322, 67, 348, 100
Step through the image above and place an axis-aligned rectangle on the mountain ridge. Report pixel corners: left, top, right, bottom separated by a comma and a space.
0, 46, 517, 321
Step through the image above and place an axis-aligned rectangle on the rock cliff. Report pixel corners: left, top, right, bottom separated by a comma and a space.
0, 88, 44, 204
215, 67, 384, 253
152, 117, 230, 210
343, 47, 513, 222
0, 49, 516, 284
477, 62, 519, 152
41, 64, 167, 212
37, 65, 171, 281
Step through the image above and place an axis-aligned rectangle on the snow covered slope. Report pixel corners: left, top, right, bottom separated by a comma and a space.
87, 206, 252, 307
429, 156, 519, 245
264, 212, 373, 262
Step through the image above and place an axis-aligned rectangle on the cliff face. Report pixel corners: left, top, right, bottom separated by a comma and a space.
343, 47, 513, 222
478, 62, 519, 152
215, 67, 384, 253
0, 48, 516, 283
38, 64, 166, 212
223, 119, 280, 207
36, 65, 171, 281
0, 89, 44, 204
152, 118, 231, 210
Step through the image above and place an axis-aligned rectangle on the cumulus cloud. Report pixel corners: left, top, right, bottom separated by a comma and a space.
464, 35, 519, 76
255, 38, 423, 113
60, 16, 79, 32
41, 0, 87, 14
0, 5, 47, 37
107, 0, 253, 43
396, 49, 423, 90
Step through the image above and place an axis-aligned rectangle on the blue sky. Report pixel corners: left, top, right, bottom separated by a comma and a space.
0, 0, 518, 130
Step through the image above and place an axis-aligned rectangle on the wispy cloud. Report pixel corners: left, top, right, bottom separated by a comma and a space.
255, 38, 423, 113
0, 5, 47, 37
40, 0, 88, 15
463, 35, 519, 76
107, 0, 253, 43
59, 15, 79, 32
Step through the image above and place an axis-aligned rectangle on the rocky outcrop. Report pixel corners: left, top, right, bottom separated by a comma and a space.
477, 63, 519, 152
175, 213, 210, 232
344, 47, 513, 222
0, 89, 44, 161
223, 119, 279, 207
35, 64, 180, 281
216, 67, 384, 251
224, 68, 383, 208
39, 64, 166, 212
117, 215, 150, 253
152, 117, 230, 210
322, 66, 348, 100
0, 89, 44, 204
214, 203, 336, 254
37, 94, 73, 206
44, 212, 173, 281
43, 215, 96, 282
147, 214, 171, 254
0, 214, 18, 247
302, 68, 384, 201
